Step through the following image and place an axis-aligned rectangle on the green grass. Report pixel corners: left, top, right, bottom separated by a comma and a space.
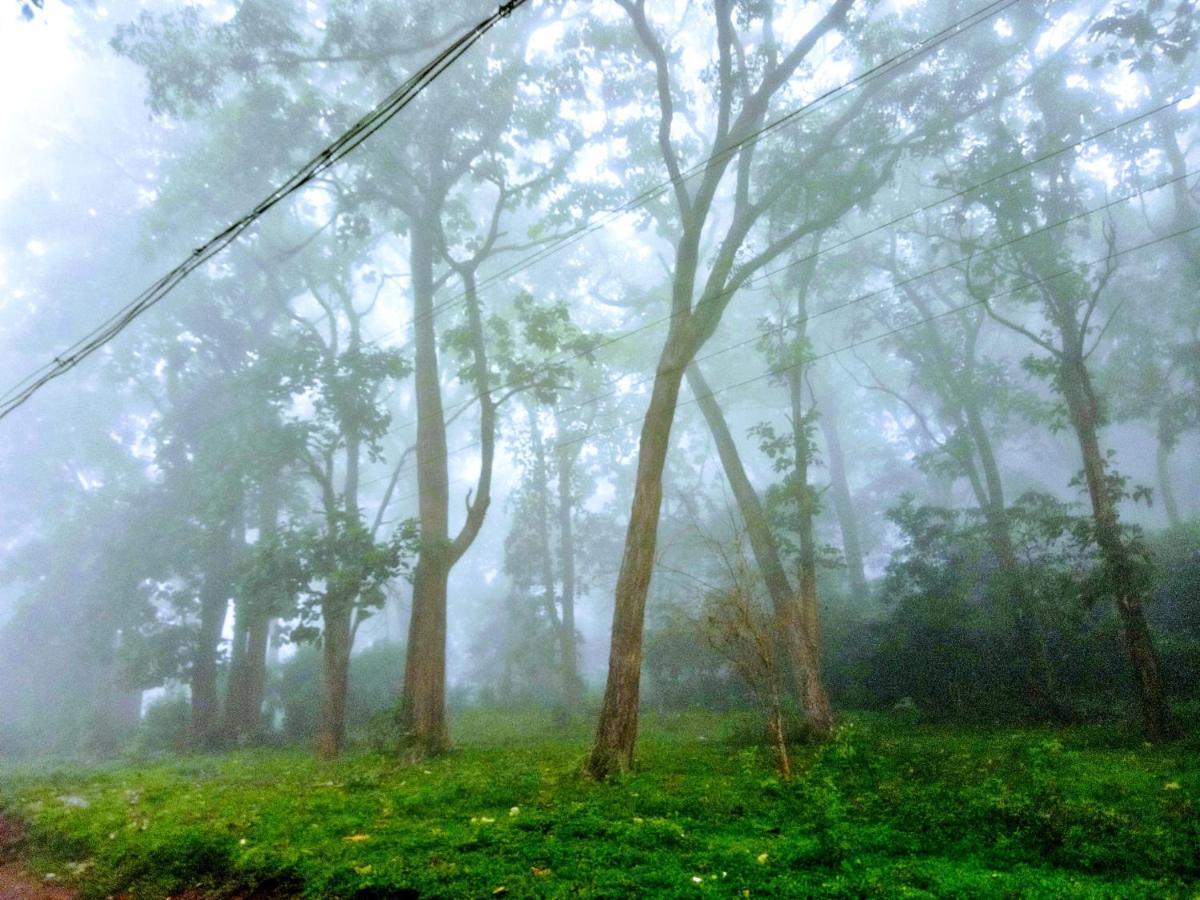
1, 710, 1197, 898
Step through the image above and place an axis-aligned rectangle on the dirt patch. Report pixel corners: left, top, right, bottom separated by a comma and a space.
0, 815, 78, 900
0, 862, 80, 900
0, 814, 25, 853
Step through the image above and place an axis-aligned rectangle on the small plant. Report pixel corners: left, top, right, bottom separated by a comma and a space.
698, 524, 794, 778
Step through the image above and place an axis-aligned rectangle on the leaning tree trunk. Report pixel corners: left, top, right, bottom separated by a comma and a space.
687, 363, 833, 735
397, 224, 452, 758
903, 284, 1060, 718
587, 333, 691, 779
1061, 352, 1173, 740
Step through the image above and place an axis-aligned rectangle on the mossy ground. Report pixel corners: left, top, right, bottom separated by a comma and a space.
1, 710, 1196, 898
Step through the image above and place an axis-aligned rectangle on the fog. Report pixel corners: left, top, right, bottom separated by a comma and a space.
0, 0, 1196, 772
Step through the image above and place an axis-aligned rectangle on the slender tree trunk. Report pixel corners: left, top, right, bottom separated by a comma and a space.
530, 413, 575, 714
317, 603, 352, 760
958, 398, 1063, 720
902, 285, 1061, 718
586, 0, 858, 777
815, 388, 867, 600
242, 615, 271, 734
785, 369, 823, 661
587, 333, 691, 779
556, 438, 583, 710
687, 363, 833, 735
1061, 353, 1173, 740
398, 223, 451, 757
191, 522, 236, 748
223, 606, 251, 740
782, 279, 833, 730
530, 415, 563, 633
1156, 439, 1180, 528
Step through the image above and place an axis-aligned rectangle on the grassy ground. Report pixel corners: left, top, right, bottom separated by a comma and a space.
0, 710, 1197, 898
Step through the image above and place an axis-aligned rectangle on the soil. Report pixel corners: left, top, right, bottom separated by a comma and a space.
0, 815, 78, 900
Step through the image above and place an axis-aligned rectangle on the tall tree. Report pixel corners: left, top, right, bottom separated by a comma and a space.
965, 67, 1174, 738
587, 0, 904, 777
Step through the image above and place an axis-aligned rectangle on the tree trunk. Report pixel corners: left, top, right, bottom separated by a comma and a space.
785, 371, 823, 653
191, 528, 235, 748
397, 223, 451, 758
530, 413, 575, 713
686, 363, 833, 736
815, 387, 867, 600
903, 285, 1060, 718
530, 414, 563, 634
223, 476, 282, 743
782, 278, 833, 732
587, 334, 691, 779
317, 603, 352, 760
223, 612, 271, 743
1156, 439, 1180, 528
223, 607, 252, 740
959, 396, 1062, 720
1061, 354, 1173, 740
556, 436, 583, 710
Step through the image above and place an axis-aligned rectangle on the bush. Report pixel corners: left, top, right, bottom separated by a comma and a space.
826, 498, 1200, 723
132, 693, 191, 755
269, 641, 405, 743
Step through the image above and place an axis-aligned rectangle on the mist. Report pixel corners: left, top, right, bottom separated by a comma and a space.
0, 0, 1196, 894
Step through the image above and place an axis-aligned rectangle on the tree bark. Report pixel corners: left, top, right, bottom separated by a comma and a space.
1060, 353, 1173, 740
316, 603, 352, 759
191, 516, 237, 748
815, 386, 868, 600
530, 412, 563, 635
587, 332, 691, 779
781, 271, 833, 732
223, 612, 271, 743
587, 0, 857, 778
223, 478, 280, 743
901, 286, 1060, 718
686, 363, 833, 735
556, 432, 583, 710
1156, 439, 1181, 528
785, 372, 823, 655
397, 222, 452, 758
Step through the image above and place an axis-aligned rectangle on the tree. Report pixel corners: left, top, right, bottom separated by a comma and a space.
587, 0, 896, 779
963, 67, 1175, 738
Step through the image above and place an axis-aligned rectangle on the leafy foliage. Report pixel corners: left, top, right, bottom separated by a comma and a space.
2, 712, 1197, 898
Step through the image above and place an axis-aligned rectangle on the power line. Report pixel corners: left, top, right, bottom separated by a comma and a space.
0, 0, 530, 422
354, 90, 1191, 461
413, 0, 1027, 333
368, 222, 1199, 520
33, 92, 1179, 508
0, 0, 1013, 421
523, 170, 1197, 428
350, 117, 1190, 496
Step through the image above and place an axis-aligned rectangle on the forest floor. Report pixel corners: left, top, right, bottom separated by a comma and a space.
0, 710, 1197, 898
0, 812, 78, 899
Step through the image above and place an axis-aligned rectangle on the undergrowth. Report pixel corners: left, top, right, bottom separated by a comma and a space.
0, 710, 1196, 898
